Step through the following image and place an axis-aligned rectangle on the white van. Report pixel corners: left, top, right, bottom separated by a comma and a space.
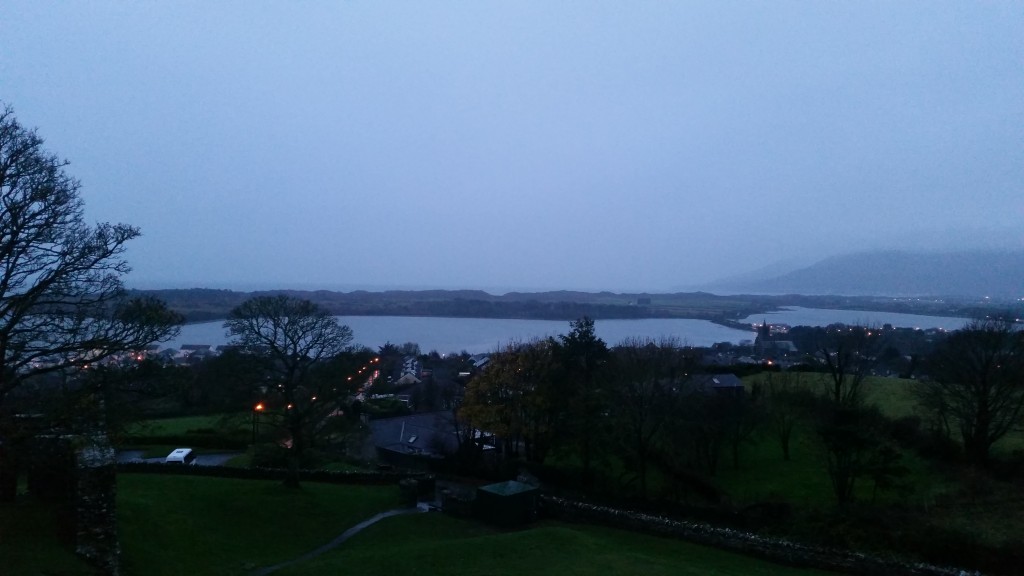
164, 448, 197, 465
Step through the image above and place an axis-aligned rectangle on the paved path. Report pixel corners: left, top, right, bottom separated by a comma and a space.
249, 502, 430, 576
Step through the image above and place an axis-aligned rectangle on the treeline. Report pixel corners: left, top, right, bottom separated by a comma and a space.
454, 319, 919, 504
453, 317, 1024, 573
459, 318, 1024, 488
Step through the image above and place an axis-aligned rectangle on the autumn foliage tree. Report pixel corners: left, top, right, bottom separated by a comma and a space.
459, 343, 530, 456
459, 339, 560, 464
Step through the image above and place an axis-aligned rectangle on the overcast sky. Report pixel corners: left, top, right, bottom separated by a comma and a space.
3, 2, 1022, 293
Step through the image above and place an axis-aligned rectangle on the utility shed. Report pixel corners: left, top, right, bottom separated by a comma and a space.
475, 480, 538, 527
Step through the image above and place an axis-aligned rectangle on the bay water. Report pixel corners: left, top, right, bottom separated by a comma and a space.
163, 307, 968, 355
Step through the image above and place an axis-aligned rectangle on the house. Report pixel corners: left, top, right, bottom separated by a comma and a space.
401, 356, 421, 378
683, 373, 746, 395
180, 344, 212, 353
179, 344, 213, 361
394, 373, 421, 386
468, 354, 490, 370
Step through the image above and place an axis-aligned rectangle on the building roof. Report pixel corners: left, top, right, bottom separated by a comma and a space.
686, 373, 745, 391
395, 373, 421, 386
180, 344, 211, 351
479, 480, 537, 496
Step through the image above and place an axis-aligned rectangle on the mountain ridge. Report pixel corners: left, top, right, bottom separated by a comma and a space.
706, 250, 1024, 298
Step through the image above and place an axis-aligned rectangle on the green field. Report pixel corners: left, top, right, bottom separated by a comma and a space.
125, 412, 248, 437
117, 475, 398, 576
113, 474, 836, 576
277, 512, 838, 576
120, 412, 253, 459
713, 375, 951, 507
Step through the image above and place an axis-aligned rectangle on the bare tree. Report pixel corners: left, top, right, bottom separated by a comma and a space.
0, 105, 181, 406
225, 295, 353, 487
761, 371, 816, 461
816, 324, 882, 407
918, 318, 1024, 466
609, 337, 687, 497
817, 404, 883, 506
0, 104, 181, 499
812, 325, 889, 506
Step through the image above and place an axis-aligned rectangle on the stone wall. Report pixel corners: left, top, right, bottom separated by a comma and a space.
540, 496, 979, 576
29, 434, 120, 576
74, 440, 119, 576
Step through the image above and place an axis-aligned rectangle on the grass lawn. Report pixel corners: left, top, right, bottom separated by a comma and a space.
117, 474, 398, 576
275, 512, 839, 576
116, 475, 841, 576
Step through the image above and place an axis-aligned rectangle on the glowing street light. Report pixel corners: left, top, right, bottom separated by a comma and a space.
252, 402, 265, 444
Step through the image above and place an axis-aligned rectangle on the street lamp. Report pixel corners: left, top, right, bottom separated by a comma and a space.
252, 402, 264, 444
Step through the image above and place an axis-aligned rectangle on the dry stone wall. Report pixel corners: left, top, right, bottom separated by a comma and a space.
540, 496, 979, 576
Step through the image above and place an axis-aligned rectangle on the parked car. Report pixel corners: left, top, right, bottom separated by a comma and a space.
164, 447, 196, 465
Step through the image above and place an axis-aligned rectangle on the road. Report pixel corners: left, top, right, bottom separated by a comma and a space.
116, 450, 241, 466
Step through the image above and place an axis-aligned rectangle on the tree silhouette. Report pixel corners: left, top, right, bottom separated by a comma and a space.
919, 318, 1024, 466
225, 295, 353, 487
0, 104, 181, 500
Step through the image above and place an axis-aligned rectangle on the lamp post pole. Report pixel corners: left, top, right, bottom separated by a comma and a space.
252, 403, 264, 444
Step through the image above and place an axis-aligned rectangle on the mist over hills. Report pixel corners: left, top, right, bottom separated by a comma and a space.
706, 251, 1024, 299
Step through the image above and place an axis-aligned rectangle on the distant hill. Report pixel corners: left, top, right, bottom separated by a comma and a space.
711, 250, 1024, 298
136, 287, 806, 324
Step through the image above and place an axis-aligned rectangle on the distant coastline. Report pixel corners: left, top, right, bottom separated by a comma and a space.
131, 288, 1009, 326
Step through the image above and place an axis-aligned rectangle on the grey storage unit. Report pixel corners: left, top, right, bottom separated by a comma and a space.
475, 480, 539, 527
